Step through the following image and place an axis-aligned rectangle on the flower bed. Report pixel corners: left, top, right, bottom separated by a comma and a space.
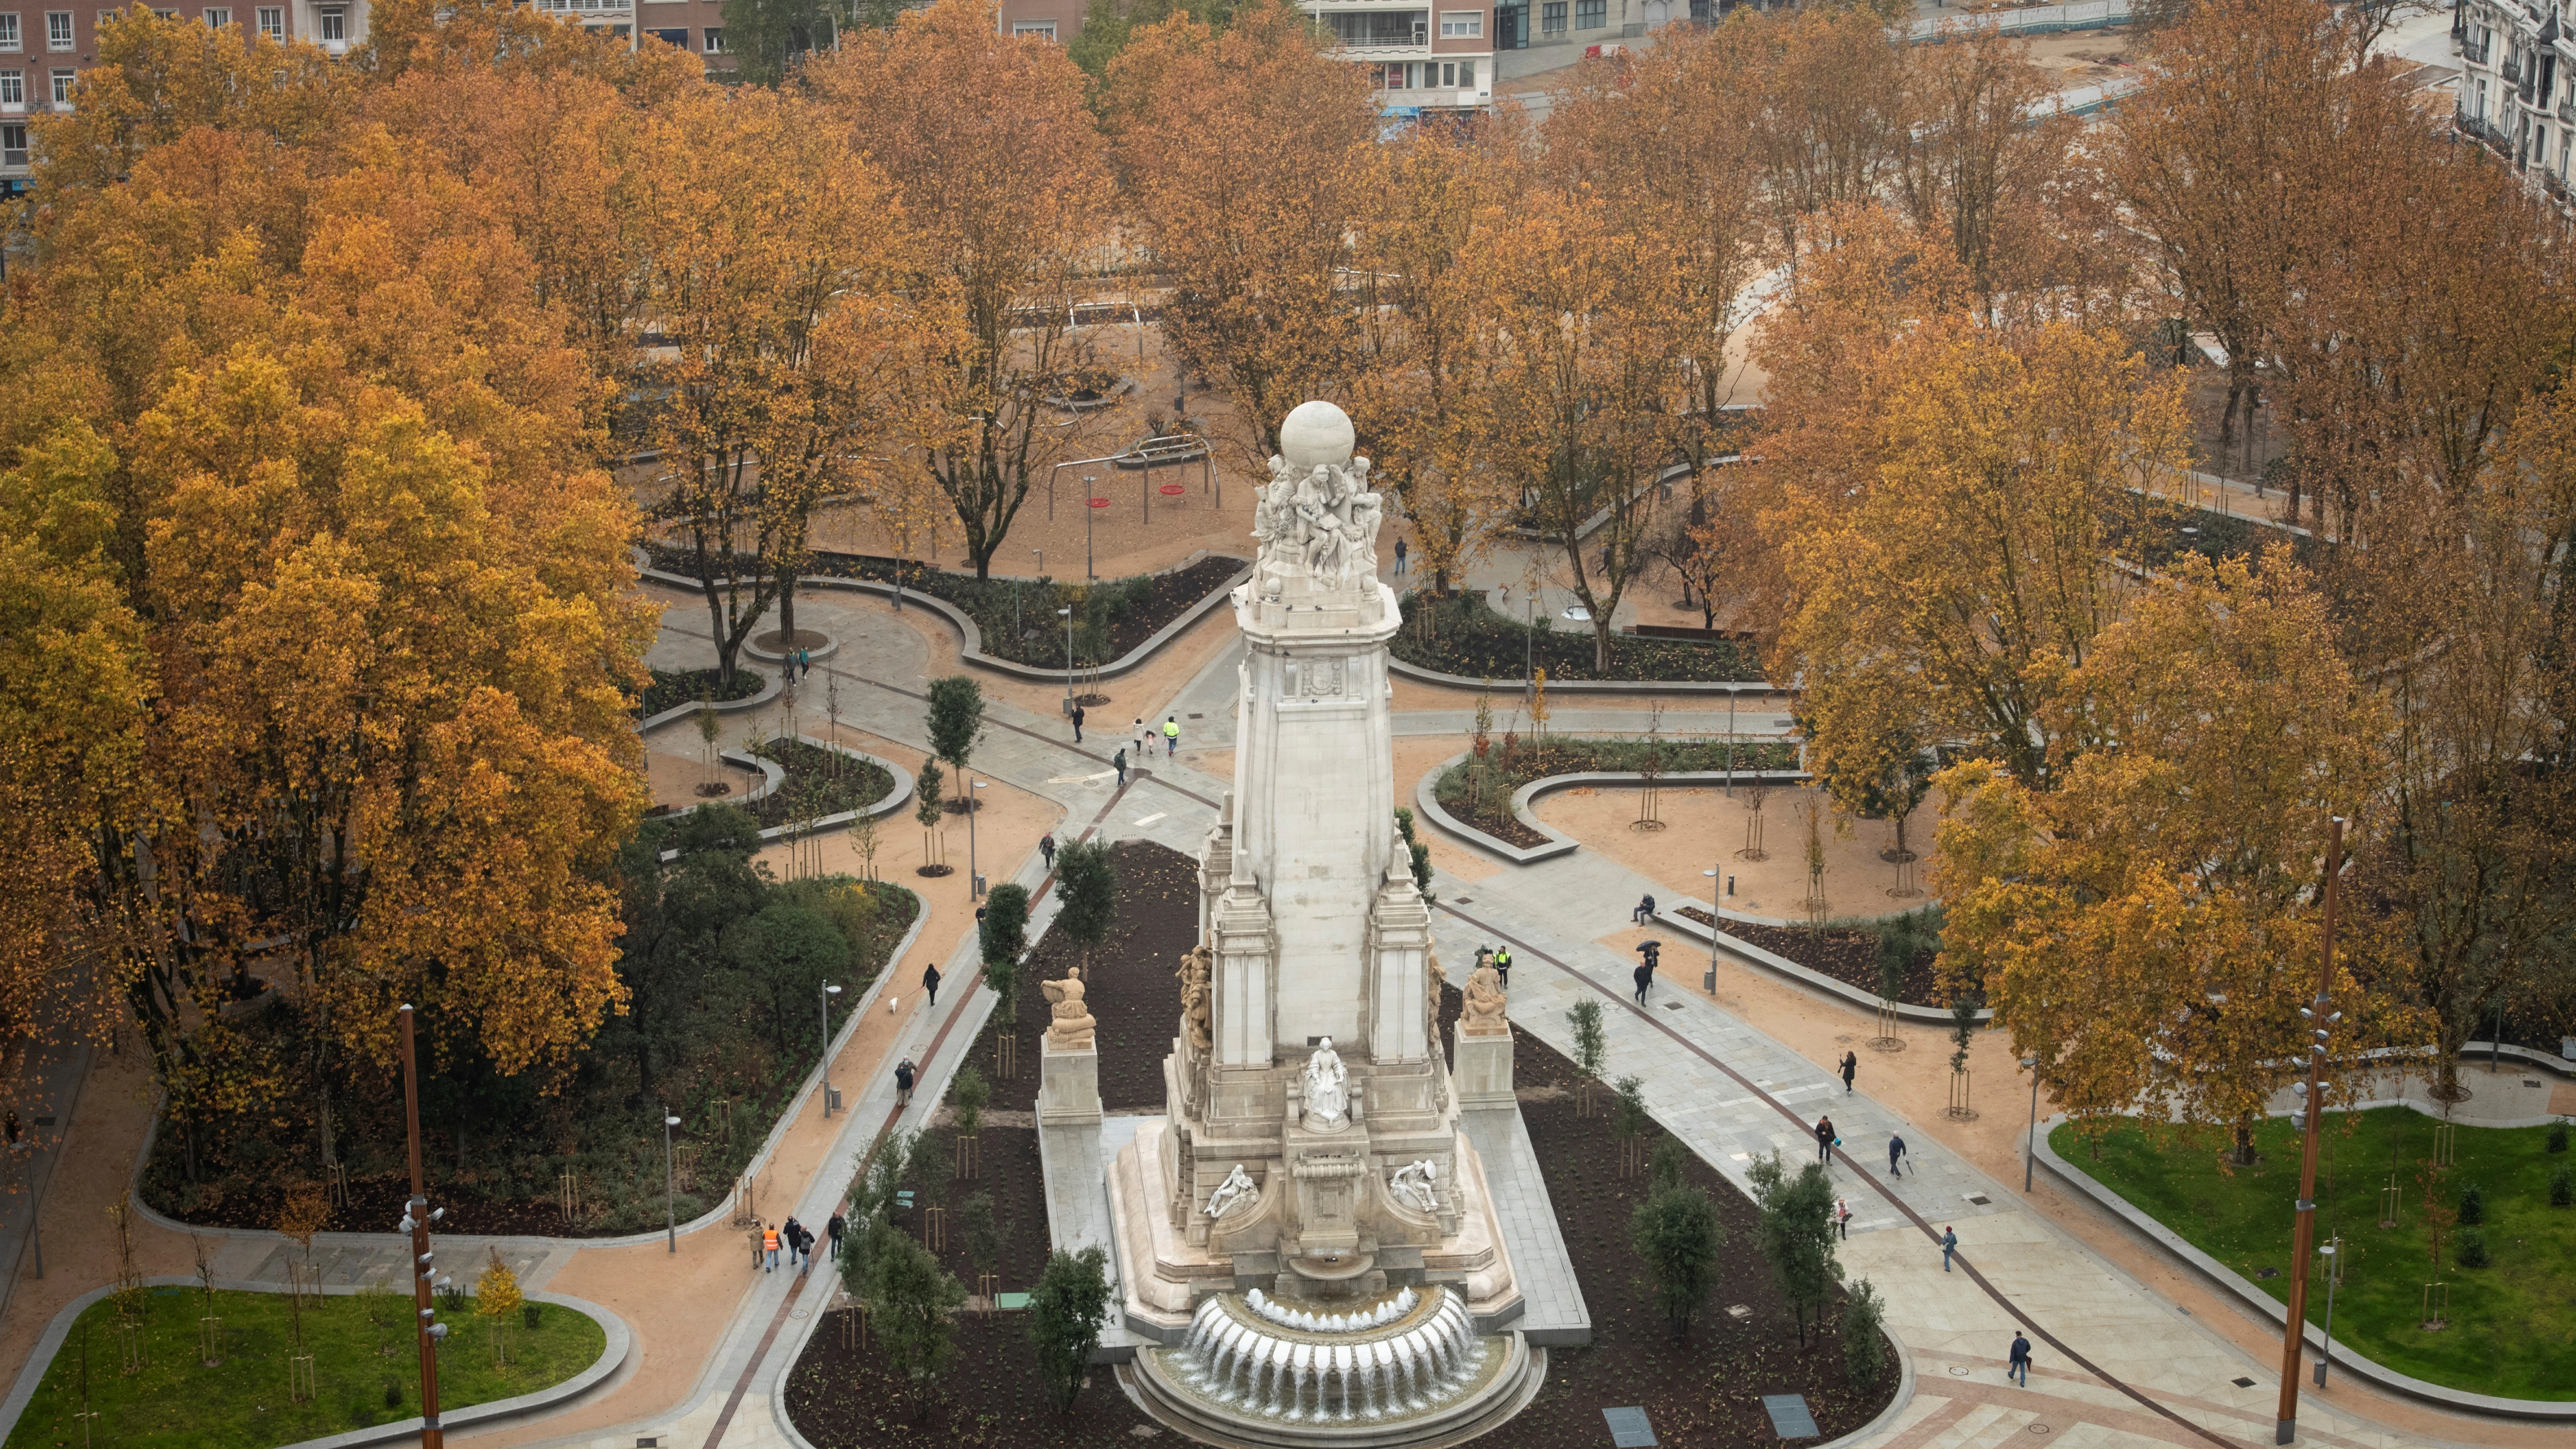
639, 664, 766, 718
641, 544, 1246, 669
4, 1288, 605, 1449
1677, 906, 1948, 1008
1434, 738, 1801, 850
1394, 590, 1766, 684
647, 737, 897, 831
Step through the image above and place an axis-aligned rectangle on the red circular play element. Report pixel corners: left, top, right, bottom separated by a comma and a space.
1159, 484, 1187, 496
1089, 498, 1110, 508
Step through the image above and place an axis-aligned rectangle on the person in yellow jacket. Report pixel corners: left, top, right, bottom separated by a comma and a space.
1163, 716, 1181, 756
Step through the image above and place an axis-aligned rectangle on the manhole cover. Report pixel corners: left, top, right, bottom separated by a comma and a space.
2027, 1426, 2052, 1436
1947, 1365, 1971, 1377
790, 1308, 810, 1319
2232, 1377, 2256, 1388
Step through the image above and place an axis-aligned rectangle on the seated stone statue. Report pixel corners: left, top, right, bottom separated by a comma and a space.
1204, 1162, 1261, 1221
1387, 1159, 1439, 1214
1460, 964, 1509, 1036
1040, 975, 1097, 1050
1301, 1037, 1349, 1129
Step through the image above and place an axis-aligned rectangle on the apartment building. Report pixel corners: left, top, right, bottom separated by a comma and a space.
2453, 0, 2576, 199
1301, 0, 1492, 115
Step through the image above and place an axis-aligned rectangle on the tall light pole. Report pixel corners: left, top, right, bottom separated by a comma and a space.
968, 780, 986, 899
1083, 474, 1100, 580
1702, 869, 1722, 994
662, 1112, 681, 1252
397, 1005, 447, 1449
2275, 815, 2345, 1446
1058, 607, 1074, 716
2021, 1055, 2041, 1192
819, 983, 843, 1115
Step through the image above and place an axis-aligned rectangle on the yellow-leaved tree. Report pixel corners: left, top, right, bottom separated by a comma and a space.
1933, 551, 2403, 1157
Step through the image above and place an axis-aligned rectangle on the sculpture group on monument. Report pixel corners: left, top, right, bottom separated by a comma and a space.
1029, 401, 1553, 1441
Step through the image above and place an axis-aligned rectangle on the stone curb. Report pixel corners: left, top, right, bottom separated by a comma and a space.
651, 737, 915, 863
1816, 1319, 1917, 1449
1410, 757, 1812, 865
744, 631, 842, 666
2032, 1116, 2576, 1422
122, 906, 929, 1253
636, 667, 782, 735
0, 1279, 631, 1449
1649, 900, 1987, 1029
635, 550, 1253, 688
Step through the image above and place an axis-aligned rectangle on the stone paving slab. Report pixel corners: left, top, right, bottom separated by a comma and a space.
1456, 1105, 1590, 1347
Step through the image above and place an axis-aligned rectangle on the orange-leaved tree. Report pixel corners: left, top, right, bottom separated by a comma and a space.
806, 0, 1113, 580
1102, 0, 1377, 458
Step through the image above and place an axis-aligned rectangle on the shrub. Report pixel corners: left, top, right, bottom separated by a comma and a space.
2457, 1181, 2484, 1226
1629, 1177, 1724, 1340
2548, 1119, 2569, 1153
522, 1302, 544, 1330
1570, 1000, 1606, 1080
2455, 1227, 2490, 1268
1843, 1279, 1888, 1388
2550, 1164, 2572, 1208
1029, 1247, 1114, 1413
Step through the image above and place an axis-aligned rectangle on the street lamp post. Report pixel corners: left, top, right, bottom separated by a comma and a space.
1057, 607, 1075, 717
820, 982, 843, 1115
1083, 475, 1100, 580
2275, 815, 2346, 1446
2021, 1055, 2041, 1192
1702, 869, 1722, 994
662, 1112, 681, 1252
968, 780, 986, 899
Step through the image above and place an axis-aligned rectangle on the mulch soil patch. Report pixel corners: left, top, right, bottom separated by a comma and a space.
784, 1308, 1158, 1447
966, 840, 1204, 1115
1510, 1023, 1902, 1447
1682, 909, 1942, 1009
639, 664, 766, 717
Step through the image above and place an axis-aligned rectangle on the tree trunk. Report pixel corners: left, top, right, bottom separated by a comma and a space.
778, 575, 799, 652
1593, 618, 1613, 675
707, 589, 737, 691
2232, 1116, 2256, 1166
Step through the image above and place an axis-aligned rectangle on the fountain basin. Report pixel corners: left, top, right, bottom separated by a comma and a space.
1126, 1286, 1544, 1449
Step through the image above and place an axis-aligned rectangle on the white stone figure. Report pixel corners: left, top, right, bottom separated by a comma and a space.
1301, 1037, 1350, 1129
1387, 1159, 1439, 1214
1205, 1163, 1262, 1221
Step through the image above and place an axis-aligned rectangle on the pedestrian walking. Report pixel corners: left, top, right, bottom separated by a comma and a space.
922, 962, 942, 1007
2009, 1330, 2032, 1386
1393, 537, 1409, 577
1888, 1133, 1908, 1177
1113, 748, 1128, 786
1816, 1114, 1837, 1165
1632, 961, 1654, 1006
895, 1056, 916, 1107
827, 1212, 846, 1262
1835, 1197, 1851, 1241
1163, 716, 1181, 756
1039, 832, 1057, 869
1493, 947, 1511, 990
1839, 1050, 1858, 1095
1632, 893, 1656, 924
763, 1222, 781, 1272
796, 1223, 815, 1275
783, 1215, 805, 1268
1133, 718, 1150, 758
1071, 702, 1085, 743
749, 1224, 766, 1270
797, 647, 810, 682
1941, 1225, 1958, 1272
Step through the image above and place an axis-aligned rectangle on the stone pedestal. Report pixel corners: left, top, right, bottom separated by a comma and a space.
1038, 1037, 1102, 1126
1454, 1032, 1515, 1109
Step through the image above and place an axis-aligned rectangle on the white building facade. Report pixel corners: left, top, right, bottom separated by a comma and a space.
1299, 0, 1494, 116
2454, 0, 2576, 195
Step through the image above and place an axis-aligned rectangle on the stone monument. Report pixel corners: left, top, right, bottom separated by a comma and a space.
1110, 402, 1537, 1444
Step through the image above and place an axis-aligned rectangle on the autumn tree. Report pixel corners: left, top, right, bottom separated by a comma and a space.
1772, 322, 2191, 793
1458, 182, 1687, 673
1894, 25, 2068, 318
642, 86, 934, 684
1103, 0, 1377, 457
1752, 5, 1909, 253
806, 0, 1112, 579
1934, 552, 2400, 1154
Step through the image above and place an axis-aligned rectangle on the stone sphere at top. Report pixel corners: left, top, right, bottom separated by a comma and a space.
1278, 401, 1355, 469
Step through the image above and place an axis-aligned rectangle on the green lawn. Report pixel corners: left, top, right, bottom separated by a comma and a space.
5, 1288, 606, 1449
2056, 1109, 2576, 1400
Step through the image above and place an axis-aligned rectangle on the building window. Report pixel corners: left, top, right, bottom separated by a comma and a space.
317, 6, 342, 40
1439, 10, 1480, 36
49, 66, 71, 106
202, 7, 228, 25
1011, 20, 1055, 37
700, 25, 722, 51
255, 5, 280, 40
1541, 1, 1565, 35
1575, 0, 1605, 27
44, 10, 68, 48
0, 14, 19, 50
0, 69, 18, 107
646, 25, 686, 45
1, 120, 25, 166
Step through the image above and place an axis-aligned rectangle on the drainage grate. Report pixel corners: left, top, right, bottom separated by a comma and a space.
1964, 1193, 1991, 1206
1187, 712, 1204, 719
1453, 898, 1473, 905
638, 1439, 661, 1448
2231, 1377, 2256, 1389
1760, 1395, 1819, 1440
1664, 1001, 1685, 1011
